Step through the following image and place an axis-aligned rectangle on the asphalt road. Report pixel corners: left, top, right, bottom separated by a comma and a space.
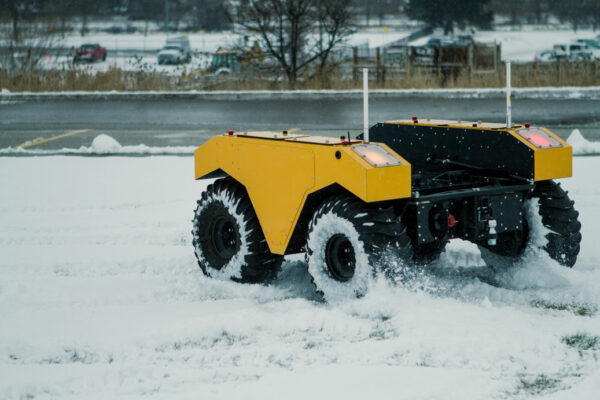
1, 97, 599, 150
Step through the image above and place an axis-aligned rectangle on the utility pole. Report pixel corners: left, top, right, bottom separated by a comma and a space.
165, 0, 169, 38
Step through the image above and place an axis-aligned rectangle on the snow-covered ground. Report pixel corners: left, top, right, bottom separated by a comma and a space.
58, 30, 414, 54
58, 28, 600, 65
476, 29, 600, 61
410, 28, 600, 61
0, 151, 599, 399
38, 54, 212, 75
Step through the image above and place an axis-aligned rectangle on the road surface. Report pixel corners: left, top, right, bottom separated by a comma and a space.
1, 97, 599, 150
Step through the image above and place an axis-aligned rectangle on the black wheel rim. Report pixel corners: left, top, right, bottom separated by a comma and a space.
325, 234, 356, 282
210, 215, 239, 263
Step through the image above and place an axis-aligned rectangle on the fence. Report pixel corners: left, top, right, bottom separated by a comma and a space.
349, 42, 502, 83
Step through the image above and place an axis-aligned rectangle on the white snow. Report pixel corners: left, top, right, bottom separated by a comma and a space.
347, 30, 413, 48
567, 129, 600, 156
0, 155, 599, 399
89, 133, 122, 153
475, 29, 600, 61
2, 134, 196, 155
62, 32, 239, 53
4, 87, 600, 101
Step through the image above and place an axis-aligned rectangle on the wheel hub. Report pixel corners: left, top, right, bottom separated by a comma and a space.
325, 234, 356, 282
210, 215, 240, 263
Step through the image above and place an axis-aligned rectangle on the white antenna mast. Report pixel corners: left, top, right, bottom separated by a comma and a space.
363, 68, 369, 143
506, 61, 512, 128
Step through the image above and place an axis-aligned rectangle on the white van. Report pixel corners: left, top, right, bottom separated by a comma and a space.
165, 36, 192, 63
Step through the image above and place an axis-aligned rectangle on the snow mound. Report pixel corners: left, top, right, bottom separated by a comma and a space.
567, 129, 600, 155
90, 134, 122, 153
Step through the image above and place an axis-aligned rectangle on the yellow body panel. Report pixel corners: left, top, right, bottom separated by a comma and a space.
195, 134, 411, 254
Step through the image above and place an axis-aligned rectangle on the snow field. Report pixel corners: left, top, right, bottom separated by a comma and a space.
0, 156, 599, 399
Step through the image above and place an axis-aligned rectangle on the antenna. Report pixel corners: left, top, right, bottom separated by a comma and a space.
506, 61, 512, 128
363, 68, 369, 143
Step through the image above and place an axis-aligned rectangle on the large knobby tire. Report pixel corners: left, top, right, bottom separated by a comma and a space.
191, 178, 283, 283
480, 180, 581, 268
305, 195, 411, 301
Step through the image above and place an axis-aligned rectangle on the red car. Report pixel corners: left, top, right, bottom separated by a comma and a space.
74, 43, 107, 63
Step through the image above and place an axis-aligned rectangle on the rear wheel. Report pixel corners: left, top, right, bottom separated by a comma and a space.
192, 178, 283, 283
305, 195, 411, 301
479, 180, 581, 268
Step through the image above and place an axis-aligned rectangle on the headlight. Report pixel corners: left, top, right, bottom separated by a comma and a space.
516, 128, 563, 149
352, 143, 402, 167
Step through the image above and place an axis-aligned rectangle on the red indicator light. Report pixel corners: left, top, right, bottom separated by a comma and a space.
448, 214, 458, 228
412, 116, 418, 122
228, 130, 234, 135
524, 123, 531, 128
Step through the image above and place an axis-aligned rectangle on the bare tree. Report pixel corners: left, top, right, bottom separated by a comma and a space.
0, 20, 60, 73
548, 0, 593, 32
191, 0, 231, 31
233, 0, 353, 85
2, 0, 24, 42
45, 0, 78, 37
132, 0, 164, 35
314, 0, 353, 73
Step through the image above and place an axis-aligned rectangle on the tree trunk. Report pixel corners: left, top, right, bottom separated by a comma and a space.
12, 6, 19, 43
444, 20, 453, 35
81, 15, 87, 37
61, 15, 67, 38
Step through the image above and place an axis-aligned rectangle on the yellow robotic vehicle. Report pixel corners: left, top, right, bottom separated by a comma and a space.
191, 68, 579, 300
191, 121, 580, 299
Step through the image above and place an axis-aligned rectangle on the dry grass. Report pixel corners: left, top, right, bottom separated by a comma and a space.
1, 61, 599, 92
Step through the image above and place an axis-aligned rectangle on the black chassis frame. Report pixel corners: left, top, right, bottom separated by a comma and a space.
404, 183, 532, 247
357, 123, 537, 247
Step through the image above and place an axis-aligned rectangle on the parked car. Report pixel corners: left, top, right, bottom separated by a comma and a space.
425, 37, 443, 47
551, 44, 596, 61
74, 43, 107, 63
157, 36, 192, 65
535, 50, 563, 62
158, 46, 186, 65
425, 37, 460, 48
567, 43, 599, 60
107, 23, 136, 34
575, 39, 600, 49
452, 34, 475, 46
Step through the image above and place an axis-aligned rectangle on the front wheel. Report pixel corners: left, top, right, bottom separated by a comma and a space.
191, 178, 283, 283
305, 195, 411, 301
479, 180, 581, 268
